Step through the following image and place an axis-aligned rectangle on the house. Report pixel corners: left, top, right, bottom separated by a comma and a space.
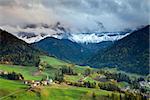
45, 75, 53, 85
47, 79, 53, 84
42, 81, 48, 85
31, 83, 37, 87
30, 81, 41, 87
23, 75, 53, 87
35, 81, 40, 85
24, 81, 28, 85
24, 80, 33, 85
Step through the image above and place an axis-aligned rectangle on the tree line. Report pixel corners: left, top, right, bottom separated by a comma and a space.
0, 71, 24, 80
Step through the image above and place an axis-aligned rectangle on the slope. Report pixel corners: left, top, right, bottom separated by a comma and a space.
88, 25, 150, 75
32, 37, 92, 64
32, 37, 113, 64
0, 29, 40, 66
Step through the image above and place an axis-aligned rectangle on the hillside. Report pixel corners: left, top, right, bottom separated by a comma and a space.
32, 37, 92, 64
79, 41, 113, 53
32, 37, 113, 64
0, 29, 40, 66
0, 78, 115, 100
0, 55, 148, 100
88, 25, 150, 75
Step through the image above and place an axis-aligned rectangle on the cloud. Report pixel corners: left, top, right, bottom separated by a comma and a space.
0, 24, 64, 43
0, 0, 149, 32
0, 1, 57, 25
0, 24, 130, 43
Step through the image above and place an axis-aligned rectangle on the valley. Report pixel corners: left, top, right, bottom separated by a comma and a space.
0, 0, 149, 100
0, 19, 149, 100
0, 55, 149, 100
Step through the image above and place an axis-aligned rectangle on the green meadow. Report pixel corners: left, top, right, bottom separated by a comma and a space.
0, 78, 114, 100
0, 56, 142, 100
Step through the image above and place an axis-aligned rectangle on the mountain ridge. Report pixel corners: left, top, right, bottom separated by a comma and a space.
0, 29, 41, 66
1, 24, 130, 44
87, 25, 150, 75
32, 37, 91, 64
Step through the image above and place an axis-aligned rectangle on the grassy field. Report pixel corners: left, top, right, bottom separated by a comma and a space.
0, 64, 43, 80
0, 78, 27, 98
40, 56, 68, 68
40, 84, 114, 100
64, 74, 83, 82
0, 78, 115, 100
0, 56, 70, 80
0, 56, 135, 100
74, 65, 92, 74
0, 78, 41, 100
40, 56, 92, 73
118, 82, 129, 88
0, 78, 27, 91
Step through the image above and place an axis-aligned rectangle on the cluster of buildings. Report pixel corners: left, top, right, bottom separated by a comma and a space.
24, 76, 53, 87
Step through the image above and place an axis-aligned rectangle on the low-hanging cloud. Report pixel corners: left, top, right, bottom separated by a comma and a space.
0, 0, 149, 32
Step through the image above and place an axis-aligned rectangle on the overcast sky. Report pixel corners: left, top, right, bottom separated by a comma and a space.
0, 0, 149, 32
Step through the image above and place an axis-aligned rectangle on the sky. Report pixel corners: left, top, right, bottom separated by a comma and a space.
0, 0, 149, 33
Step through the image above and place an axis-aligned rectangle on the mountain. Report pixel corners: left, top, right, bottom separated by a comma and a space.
79, 41, 114, 53
32, 37, 91, 64
32, 36, 114, 64
87, 25, 150, 75
68, 32, 130, 44
0, 29, 40, 66
0, 24, 130, 44
0, 22, 71, 44
79, 41, 113, 53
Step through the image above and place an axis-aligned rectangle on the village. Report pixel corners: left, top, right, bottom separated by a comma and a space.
0, 69, 54, 88
24, 75, 53, 87
0, 68, 150, 99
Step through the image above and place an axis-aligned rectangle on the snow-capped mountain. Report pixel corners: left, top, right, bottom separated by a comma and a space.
68, 32, 130, 43
0, 23, 131, 44
0, 22, 70, 43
